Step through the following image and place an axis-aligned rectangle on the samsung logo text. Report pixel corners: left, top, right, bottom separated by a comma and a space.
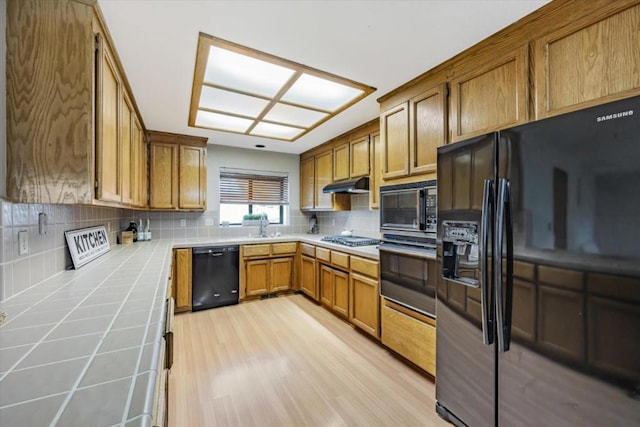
596, 110, 634, 122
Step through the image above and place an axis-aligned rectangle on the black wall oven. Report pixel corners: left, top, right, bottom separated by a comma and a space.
379, 180, 438, 318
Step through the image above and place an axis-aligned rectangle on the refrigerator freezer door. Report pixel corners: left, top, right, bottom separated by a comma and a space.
497, 96, 640, 426
436, 133, 496, 426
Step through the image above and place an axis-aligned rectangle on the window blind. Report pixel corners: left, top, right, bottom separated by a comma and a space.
220, 170, 289, 205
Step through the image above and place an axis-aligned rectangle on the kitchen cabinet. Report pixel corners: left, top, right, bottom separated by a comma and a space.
320, 264, 349, 319
148, 131, 207, 211
333, 135, 370, 181
382, 299, 436, 376
349, 256, 380, 338
449, 45, 529, 143
299, 243, 319, 301
173, 249, 192, 312
381, 84, 446, 181
299, 151, 350, 211
534, 3, 640, 119
333, 142, 350, 182
6, 0, 147, 206
369, 132, 381, 209
381, 102, 409, 180
300, 157, 315, 210
241, 243, 297, 298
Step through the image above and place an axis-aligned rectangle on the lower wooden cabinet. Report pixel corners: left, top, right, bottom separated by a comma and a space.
320, 264, 349, 319
173, 249, 192, 312
300, 254, 318, 300
350, 273, 379, 338
381, 299, 436, 376
244, 256, 294, 297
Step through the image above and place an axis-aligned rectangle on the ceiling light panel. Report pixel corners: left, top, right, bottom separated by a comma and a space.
263, 103, 329, 127
251, 122, 305, 140
204, 46, 295, 97
281, 74, 365, 111
189, 34, 376, 142
199, 86, 270, 118
196, 110, 253, 133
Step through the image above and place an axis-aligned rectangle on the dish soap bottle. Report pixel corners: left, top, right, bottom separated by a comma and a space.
139, 218, 145, 241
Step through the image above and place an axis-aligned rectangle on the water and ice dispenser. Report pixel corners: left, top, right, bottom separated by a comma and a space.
442, 221, 480, 287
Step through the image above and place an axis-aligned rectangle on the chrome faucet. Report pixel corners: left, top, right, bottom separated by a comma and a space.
259, 213, 268, 237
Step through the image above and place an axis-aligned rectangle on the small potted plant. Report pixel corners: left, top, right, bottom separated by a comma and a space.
242, 213, 267, 226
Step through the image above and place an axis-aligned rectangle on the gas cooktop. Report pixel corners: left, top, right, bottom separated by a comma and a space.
321, 235, 380, 247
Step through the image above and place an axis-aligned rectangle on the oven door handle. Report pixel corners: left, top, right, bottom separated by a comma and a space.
378, 243, 436, 260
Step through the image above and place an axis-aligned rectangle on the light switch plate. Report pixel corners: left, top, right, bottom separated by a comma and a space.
179, 219, 186, 227
18, 230, 29, 255
205, 219, 214, 226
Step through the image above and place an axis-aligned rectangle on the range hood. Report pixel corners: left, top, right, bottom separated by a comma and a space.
322, 177, 369, 194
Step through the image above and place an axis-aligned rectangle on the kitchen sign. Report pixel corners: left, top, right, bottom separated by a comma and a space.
65, 226, 111, 269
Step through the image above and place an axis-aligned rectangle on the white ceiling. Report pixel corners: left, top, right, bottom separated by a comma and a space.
98, 0, 550, 155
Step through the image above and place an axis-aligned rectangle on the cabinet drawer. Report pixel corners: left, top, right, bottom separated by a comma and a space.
331, 251, 350, 269
381, 304, 436, 376
316, 247, 331, 262
350, 256, 378, 278
300, 243, 316, 257
243, 244, 271, 257
271, 242, 297, 255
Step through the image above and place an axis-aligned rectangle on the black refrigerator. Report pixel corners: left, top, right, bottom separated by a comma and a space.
435, 95, 640, 426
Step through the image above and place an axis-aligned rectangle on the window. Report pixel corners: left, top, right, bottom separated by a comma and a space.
219, 169, 289, 225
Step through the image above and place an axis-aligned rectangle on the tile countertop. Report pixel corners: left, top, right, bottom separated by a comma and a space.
0, 234, 380, 427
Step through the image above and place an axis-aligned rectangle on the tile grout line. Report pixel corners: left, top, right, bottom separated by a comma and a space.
49, 241, 163, 427
120, 243, 170, 425
0, 246, 144, 382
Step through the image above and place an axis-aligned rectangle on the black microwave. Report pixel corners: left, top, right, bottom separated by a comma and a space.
380, 180, 437, 235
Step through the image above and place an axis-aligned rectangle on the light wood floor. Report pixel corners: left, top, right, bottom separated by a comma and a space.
169, 294, 449, 427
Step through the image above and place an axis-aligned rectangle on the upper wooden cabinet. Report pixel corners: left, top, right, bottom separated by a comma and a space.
333, 142, 350, 182
449, 46, 529, 143
369, 132, 381, 209
381, 102, 409, 180
300, 157, 315, 210
534, 3, 640, 119
409, 84, 447, 175
6, 0, 147, 206
147, 131, 207, 211
299, 150, 350, 211
381, 84, 447, 181
333, 136, 370, 181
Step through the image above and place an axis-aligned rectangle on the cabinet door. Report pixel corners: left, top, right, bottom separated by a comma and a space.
332, 269, 349, 319
179, 145, 206, 210
300, 255, 318, 301
315, 151, 333, 209
534, 4, 640, 119
369, 132, 381, 209
320, 264, 333, 307
173, 249, 192, 312
450, 46, 528, 143
300, 157, 315, 210
381, 102, 409, 180
120, 94, 134, 205
333, 143, 350, 182
350, 273, 379, 338
409, 84, 447, 175
349, 135, 370, 178
245, 259, 270, 296
149, 142, 178, 209
270, 257, 293, 292
96, 40, 121, 203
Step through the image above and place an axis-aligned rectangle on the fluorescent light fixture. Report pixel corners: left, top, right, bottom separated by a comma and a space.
189, 33, 375, 142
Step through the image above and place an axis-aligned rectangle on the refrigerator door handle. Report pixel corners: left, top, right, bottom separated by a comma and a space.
480, 179, 494, 345
495, 178, 512, 352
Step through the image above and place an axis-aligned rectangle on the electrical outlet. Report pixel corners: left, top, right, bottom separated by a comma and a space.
332, 219, 336, 226
205, 218, 214, 226
179, 219, 186, 227
18, 230, 29, 255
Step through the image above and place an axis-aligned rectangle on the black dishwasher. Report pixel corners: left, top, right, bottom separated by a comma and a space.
192, 246, 240, 312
